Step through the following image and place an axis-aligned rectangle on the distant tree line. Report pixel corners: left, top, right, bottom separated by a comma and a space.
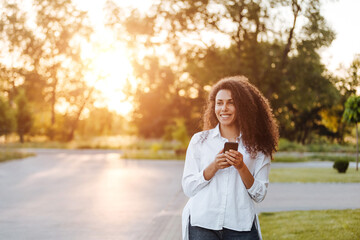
0, 0, 359, 144
0, 0, 127, 142
105, 0, 359, 144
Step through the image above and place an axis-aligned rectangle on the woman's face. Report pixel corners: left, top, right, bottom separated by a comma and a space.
215, 89, 237, 127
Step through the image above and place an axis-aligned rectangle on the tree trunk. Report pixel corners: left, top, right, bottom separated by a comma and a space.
49, 65, 58, 140
65, 86, 96, 142
19, 133, 24, 143
50, 80, 57, 126
280, 0, 300, 70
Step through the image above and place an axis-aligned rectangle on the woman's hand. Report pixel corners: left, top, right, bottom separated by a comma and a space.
214, 148, 231, 170
204, 148, 231, 180
224, 149, 244, 170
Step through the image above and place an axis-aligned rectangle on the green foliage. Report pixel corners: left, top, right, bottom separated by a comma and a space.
150, 143, 162, 153
343, 95, 360, 124
76, 108, 128, 137
131, 57, 178, 138
277, 138, 356, 153
305, 142, 353, 153
0, 0, 95, 142
274, 154, 356, 163
164, 118, 190, 149
15, 89, 33, 142
0, 96, 15, 137
0, 0, 356, 144
333, 159, 349, 173
309, 155, 355, 162
343, 94, 360, 171
108, 0, 347, 144
273, 155, 307, 162
346, 54, 360, 95
278, 138, 306, 152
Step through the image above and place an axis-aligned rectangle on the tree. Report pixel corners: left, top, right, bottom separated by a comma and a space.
77, 107, 114, 137
279, 40, 340, 143
319, 55, 360, 143
0, 0, 96, 141
343, 95, 360, 171
15, 89, 33, 143
107, 0, 339, 143
131, 56, 179, 137
348, 54, 360, 95
33, 0, 94, 141
0, 2, 43, 104
0, 96, 15, 139
164, 117, 190, 151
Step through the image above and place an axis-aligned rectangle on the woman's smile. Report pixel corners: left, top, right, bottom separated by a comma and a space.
215, 89, 236, 127
220, 113, 232, 119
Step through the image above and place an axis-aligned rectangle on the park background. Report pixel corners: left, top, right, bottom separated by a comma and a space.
0, 0, 360, 239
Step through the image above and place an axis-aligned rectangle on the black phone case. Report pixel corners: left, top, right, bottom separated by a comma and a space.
224, 142, 238, 152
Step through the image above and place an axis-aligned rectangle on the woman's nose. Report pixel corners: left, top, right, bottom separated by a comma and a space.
222, 103, 228, 111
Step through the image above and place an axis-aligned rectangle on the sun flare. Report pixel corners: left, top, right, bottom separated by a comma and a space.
73, 0, 156, 117
82, 30, 134, 116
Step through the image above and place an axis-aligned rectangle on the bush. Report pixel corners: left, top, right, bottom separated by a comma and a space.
333, 159, 349, 173
278, 138, 306, 152
151, 143, 162, 153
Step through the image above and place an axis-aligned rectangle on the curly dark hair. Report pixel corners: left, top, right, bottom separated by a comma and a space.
203, 75, 279, 158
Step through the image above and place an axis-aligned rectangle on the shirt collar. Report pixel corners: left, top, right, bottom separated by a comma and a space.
210, 124, 242, 142
210, 124, 221, 139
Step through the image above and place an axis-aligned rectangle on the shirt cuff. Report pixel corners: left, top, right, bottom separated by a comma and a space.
248, 179, 259, 195
200, 168, 212, 183
247, 179, 266, 202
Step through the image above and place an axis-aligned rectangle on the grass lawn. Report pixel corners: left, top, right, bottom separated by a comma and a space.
259, 209, 360, 240
0, 150, 35, 163
270, 168, 360, 183
273, 155, 357, 163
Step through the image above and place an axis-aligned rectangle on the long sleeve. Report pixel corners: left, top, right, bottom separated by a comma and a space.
182, 126, 267, 235
182, 134, 211, 198
247, 153, 271, 203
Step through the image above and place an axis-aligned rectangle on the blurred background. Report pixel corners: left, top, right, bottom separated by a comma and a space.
0, 0, 359, 152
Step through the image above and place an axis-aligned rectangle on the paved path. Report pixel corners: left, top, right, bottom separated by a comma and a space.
0, 149, 359, 240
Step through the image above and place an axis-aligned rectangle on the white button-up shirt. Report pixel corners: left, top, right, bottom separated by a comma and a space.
181, 125, 270, 240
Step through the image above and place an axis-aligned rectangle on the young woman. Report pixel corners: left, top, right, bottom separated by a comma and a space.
182, 76, 279, 240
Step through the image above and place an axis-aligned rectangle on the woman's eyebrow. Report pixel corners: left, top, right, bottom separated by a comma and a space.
216, 98, 233, 101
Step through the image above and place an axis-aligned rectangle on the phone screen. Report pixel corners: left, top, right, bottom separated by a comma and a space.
224, 142, 238, 152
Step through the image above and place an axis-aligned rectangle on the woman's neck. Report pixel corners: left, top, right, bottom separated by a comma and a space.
219, 124, 239, 142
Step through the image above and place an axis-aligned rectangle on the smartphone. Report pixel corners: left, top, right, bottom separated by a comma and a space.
224, 142, 238, 152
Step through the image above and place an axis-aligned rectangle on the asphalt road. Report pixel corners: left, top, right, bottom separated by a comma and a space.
0, 149, 359, 240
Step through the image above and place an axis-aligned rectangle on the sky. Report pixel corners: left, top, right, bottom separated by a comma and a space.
320, 0, 360, 75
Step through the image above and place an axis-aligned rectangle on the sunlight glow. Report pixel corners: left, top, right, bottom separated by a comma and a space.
81, 29, 134, 116
74, 0, 148, 116
93, 48, 133, 115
